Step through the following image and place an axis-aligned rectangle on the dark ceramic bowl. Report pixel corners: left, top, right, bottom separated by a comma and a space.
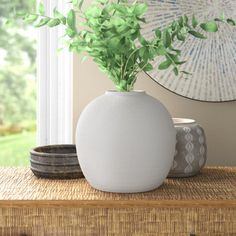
30, 144, 84, 179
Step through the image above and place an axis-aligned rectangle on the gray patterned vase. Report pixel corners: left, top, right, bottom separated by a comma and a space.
168, 118, 207, 178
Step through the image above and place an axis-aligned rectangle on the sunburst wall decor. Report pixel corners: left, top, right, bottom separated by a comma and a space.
143, 0, 236, 102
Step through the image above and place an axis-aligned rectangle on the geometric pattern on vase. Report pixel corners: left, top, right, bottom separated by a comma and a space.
197, 127, 206, 168
183, 127, 194, 174
168, 118, 207, 178
142, 0, 236, 102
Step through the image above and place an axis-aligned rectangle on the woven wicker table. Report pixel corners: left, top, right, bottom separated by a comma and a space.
0, 167, 235, 236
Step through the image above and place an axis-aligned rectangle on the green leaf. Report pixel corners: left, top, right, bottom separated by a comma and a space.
162, 30, 171, 48
113, 5, 127, 15
171, 30, 178, 40
214, 18, 223, 22
173, 67, 179, 76
183, 15, 188, 24
192, 15, 198, 28
220, 12, 225, 21
38, 2, 45, 15
137, 17, 146, 23
138, 47, 149, 63
35, 17, 50, 27
143, 63, 153, 71
67, 9, 76, 30
178, 16, 184, 27
158, 59, 172, 70
54, 8, 66, 25
133, 3, 147, 16
143, 49, 149, 63
169, 46, 181, 55
24, 14, 38, 23
175, 60, 186, 65
2, 19, 13, 28
139, 47, 146, 57
47, 18, 61, 27
181, 71, 192, 75
138, 35, 148, 46
167, 53, 186, 65
177, 32, 185, 41
16, 11, 27, 17
148, 47, 156, 59
155, 45, 166, 56
72, 0, 79, 5
200, 21, 218, 32
188, 30, 207, 39
107, 37, 120, 49
81, 56, 88, 63
227, 19, 236, 26
3, 19, 10, 25
66, 28, 76, 38
155, 29, 161, 38
166, 53, 178, 62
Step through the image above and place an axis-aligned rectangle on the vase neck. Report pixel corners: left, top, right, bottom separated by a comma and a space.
105, 90, 146, 96
172, 118, 196, 126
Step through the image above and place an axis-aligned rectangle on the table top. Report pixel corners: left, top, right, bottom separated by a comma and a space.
0, 167, 235, 208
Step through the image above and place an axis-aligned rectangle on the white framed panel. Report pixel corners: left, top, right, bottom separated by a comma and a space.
37, 0, 73, 145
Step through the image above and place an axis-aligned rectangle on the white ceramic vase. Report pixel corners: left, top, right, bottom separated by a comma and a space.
76, 90, 176, 193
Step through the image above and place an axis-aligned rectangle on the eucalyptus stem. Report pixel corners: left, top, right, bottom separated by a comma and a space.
121, 47, 140, 81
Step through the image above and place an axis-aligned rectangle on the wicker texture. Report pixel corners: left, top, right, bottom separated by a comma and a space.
0, 167, 235, 201
0, 167, 235, 235
0, 208, 235, 235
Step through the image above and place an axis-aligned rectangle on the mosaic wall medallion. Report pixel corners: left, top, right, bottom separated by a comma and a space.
142, 0, 236, 102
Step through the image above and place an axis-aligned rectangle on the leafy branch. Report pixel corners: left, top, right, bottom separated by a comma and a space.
17, 0, 236, 92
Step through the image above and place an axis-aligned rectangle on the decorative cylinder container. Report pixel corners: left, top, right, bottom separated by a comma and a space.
76, 90, 176, 193
30, 145, 84, 179
168, 118, 207, 178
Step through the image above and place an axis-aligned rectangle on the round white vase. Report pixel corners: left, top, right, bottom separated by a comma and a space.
76, 90, 176, 193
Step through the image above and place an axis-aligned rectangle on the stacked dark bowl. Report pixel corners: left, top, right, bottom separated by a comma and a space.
30, 144, 84, 179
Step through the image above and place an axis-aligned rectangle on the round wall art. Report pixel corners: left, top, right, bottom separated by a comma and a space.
142, 0, 236, 102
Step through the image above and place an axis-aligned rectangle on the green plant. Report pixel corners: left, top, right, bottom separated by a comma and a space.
17, 0, 235, 92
